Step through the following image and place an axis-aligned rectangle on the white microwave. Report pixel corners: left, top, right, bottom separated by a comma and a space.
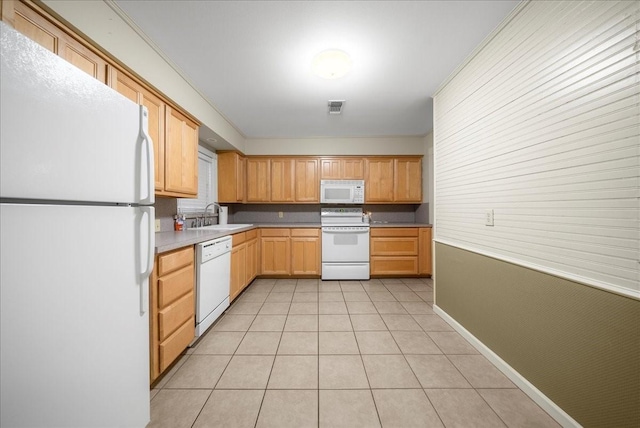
320, 180, 365, 204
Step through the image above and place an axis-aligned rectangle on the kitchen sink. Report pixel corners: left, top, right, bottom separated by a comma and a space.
192, 224, 253, 232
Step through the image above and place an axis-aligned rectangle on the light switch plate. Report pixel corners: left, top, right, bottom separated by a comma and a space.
278, 211, 284, 218
485, 209, 494, 226
155, 219, 161, 232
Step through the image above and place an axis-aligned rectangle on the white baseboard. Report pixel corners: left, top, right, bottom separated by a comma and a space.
433, 304, 581, 428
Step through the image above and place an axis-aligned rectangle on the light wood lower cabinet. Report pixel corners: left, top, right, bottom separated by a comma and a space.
370, 228, 419, 276
418, 227, 433, 275
291, 229, 321, 275
260, 229, 291, 275
246, 229, 259, 284
230, 229, 259, 301
230, 233, 247, 301
260, 228, 320, 276
150, 246, 195, 383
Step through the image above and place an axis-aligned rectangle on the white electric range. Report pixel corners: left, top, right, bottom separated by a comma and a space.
320, 208, 370, 280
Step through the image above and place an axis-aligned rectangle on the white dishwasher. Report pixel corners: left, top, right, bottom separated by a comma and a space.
194, 235, 232, 340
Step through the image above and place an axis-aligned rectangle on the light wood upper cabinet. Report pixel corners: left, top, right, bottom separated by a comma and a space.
218, 152, 245, 203
320, 158, 341, 179
110, 68, 166, 191
365, 157, 422, 203
295, 159, 319, 202
365, 158, 394, 202
320, 158, 364, 180
394, 158, 422, 202
163, 106, 198, 196
270, 158, 295, 202
343, 158, 365, 179
246, 158, 271, 202
12, 1, 108, 83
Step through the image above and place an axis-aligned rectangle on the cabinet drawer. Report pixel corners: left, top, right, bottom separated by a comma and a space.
370, 228, 418, 237
158, 265, 193, 308
260, 228, 290, 237
232, 232, 246, 246
159, 317, 194, 373
291, 228, 319, 237
245, 229, 258, 241
371, 237, 418, 256
371, 256, 419, 275
158, 291, 194, 341
158, 246, 194, 276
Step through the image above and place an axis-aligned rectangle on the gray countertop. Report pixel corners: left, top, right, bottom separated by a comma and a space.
155, 222, 432, 253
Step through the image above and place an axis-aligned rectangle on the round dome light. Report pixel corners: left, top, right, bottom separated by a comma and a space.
312, 49, 352, 79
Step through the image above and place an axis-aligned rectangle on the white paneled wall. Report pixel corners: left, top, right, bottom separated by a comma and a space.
434, 0, 639, 298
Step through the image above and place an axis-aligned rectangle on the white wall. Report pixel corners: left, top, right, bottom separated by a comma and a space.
433, 0, 639, 299
243, 136, 426, 156
423, 132, 434, 222
42, 0, 245, 152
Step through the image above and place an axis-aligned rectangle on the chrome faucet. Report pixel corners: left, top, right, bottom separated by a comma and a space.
202, 202, 222, 226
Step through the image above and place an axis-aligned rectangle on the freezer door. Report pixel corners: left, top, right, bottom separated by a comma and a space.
0, 204, 153, 428
0, 23, 153, 205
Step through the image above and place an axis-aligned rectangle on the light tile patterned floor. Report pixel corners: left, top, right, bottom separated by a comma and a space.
148, 278, 560, 428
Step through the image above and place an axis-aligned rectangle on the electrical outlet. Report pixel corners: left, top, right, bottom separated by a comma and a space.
278, 211, 284, 218
155, 219, 161, 232
485, 209, 494, 226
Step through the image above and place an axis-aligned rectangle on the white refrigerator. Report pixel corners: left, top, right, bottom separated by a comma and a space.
0, 22, 154, 427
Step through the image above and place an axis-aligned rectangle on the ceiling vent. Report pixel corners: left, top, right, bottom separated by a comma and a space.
328, 100, 345, 115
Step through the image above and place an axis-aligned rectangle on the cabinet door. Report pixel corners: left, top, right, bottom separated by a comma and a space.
394, 158, 422, 202
270, 158, 295, 202
110, 69, 166, 191
230, 243, 247, 301
365, 158, 394, 202
246, 158, 271, 202
342, 158, 364, 179
13, 2, 59, 53
320, 158, 341, 179
291, 237, 320, 275
13, 1, 107, 83
246, 238, 259, 284
218, 152, 245, 203
261, 236, 290, 275
418, 228, 432, 275
370, 257, 419, 275
164, 106, 198, 196
58, 32, 108, 83
295, 159, 319, 202
237, 155, 246, 202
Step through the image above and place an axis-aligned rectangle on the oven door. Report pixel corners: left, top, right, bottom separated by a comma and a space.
321, 226, 370, 262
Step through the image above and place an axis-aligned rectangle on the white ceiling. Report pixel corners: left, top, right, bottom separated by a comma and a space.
113, 0, 519, 140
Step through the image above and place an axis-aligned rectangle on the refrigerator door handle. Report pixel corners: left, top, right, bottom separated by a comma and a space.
140, 206, 155, 314
139, 106, 155, 206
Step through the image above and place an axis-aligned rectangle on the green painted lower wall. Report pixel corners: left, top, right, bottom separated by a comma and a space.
435, 242, 640, 427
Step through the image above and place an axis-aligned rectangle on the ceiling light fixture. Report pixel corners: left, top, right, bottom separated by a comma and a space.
312, 49, 352, 79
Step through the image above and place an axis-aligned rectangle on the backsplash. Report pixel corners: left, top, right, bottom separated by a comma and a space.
155, 199, 430, 232
230, 204, 321, 224
155, 197, 178, 232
